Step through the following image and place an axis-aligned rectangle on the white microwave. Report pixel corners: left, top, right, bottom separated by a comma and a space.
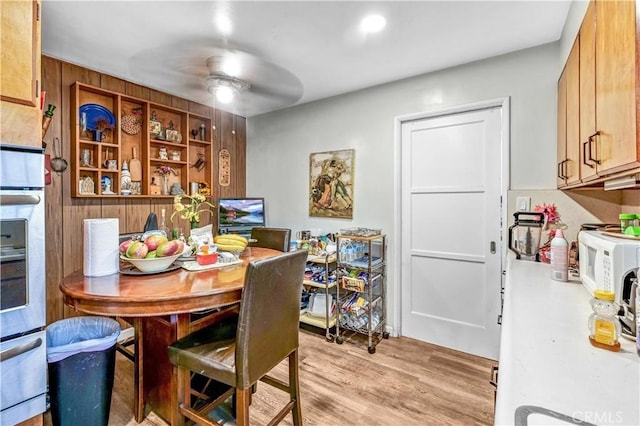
578, 230, 640, 301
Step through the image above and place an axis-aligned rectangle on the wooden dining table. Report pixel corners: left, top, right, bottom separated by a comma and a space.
59, 247, 281, 425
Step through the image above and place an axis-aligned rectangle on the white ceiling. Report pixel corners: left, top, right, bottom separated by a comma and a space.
42, 1, 572, 117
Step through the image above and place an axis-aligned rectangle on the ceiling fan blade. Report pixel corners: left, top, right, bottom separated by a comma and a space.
130, 40, 303, 116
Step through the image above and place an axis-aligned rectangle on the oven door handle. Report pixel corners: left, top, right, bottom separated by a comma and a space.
0, 337, 43, 362
0, 194, 41, 206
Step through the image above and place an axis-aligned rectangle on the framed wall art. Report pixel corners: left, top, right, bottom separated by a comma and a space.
309, 149, 354, 219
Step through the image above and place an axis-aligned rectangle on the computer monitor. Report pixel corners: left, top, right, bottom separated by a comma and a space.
217, 197, 265, 236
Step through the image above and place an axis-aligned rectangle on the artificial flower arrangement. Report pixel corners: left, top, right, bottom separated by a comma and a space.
170, 193, 215, 229
534, 203, 566, 263
156, 165, 178, 177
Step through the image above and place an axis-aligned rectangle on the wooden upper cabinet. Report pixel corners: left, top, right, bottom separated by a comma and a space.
558, 0, 640, 189
592, 0, 638, 176
0, 0, 39, 106
579, 1, 597, 182
557, 38, 580, 188
0, 0, 41, 147
557, 66, 568, 188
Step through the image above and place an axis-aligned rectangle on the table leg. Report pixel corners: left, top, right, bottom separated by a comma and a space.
134, 317, 145, 423
172, 314, 191, 426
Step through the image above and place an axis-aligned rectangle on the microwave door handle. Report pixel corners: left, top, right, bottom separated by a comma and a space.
0, 194, 41, 206
0, 337, 43, 362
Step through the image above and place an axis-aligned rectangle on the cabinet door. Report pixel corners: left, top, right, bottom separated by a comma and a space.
0, 0, 39, 106
595, 0, 638, 174
579, 1, 597, 181
565, 38, 580, 185
557, 39, 580, 188
557, 66, 567, 188
0, 0, 41, 147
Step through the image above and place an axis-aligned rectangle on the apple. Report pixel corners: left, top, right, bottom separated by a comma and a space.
156, 240, 181, 257
144, 250, 157, 259
126, 241, 148, 259
145, 234, 168, 251
119, 239, 135, 255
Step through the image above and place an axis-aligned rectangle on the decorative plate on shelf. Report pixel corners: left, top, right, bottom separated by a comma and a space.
79, 104, 116, 130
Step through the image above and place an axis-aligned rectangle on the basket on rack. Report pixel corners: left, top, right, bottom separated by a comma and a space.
341, 276, 365, 292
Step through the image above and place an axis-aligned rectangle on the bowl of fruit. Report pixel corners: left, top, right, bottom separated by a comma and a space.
119, 234, 185, 273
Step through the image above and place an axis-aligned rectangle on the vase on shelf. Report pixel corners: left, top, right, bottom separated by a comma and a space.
161, 175, 170, 195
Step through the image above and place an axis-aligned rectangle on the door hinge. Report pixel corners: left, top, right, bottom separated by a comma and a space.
497, 314, 502, 325
35, 80, 39, 98
36, 2, 40, 21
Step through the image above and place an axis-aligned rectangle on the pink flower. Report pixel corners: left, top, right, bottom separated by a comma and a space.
534, 203, 560, 223
156, 166, 175, 176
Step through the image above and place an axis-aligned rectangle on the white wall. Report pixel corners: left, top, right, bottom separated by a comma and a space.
247, 42, 561, 334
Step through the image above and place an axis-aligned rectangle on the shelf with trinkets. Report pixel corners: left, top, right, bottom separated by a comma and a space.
70, 82, 216, 198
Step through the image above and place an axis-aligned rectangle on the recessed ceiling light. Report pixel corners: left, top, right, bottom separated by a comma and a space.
360, 14, 386, 33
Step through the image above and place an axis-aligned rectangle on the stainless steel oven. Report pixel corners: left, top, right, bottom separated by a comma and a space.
0, 144, 47, 425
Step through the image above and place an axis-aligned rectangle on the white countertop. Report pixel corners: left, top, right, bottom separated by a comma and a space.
495, 256, 640, 426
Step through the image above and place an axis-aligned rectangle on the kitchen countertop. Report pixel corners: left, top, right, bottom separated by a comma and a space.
495, 256, 639, 425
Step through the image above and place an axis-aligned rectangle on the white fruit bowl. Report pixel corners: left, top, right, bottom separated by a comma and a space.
120, 253, 182, 273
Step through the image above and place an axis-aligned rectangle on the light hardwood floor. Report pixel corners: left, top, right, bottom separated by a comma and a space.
46, 329, 497, 425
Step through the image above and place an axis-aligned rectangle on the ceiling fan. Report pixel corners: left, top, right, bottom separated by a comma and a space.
129, 44, 303, 117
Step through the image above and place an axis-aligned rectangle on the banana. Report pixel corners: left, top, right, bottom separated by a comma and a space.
216, 243, 247, 252
215, 234, 248, 244
214, 237, 248, 247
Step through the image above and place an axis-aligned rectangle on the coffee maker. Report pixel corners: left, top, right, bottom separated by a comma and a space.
508, 212, 546, 261
619, 269, 638, 339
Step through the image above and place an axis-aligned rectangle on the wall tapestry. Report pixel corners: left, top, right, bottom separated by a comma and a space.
309, 149, 354, 219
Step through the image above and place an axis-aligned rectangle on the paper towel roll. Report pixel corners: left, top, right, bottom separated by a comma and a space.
84, 218, 119, 277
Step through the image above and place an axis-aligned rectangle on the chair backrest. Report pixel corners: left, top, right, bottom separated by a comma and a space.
235, 249, 307, 388
250, 227, 292, 252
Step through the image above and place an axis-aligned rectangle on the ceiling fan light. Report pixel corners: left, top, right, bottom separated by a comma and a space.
360, 14, 386, 33
215, 86, 234, 104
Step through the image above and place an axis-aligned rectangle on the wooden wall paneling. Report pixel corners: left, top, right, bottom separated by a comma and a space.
42, 56, 65, 325
100, 74, 126, 93
172, 96, 189, 111
125, 81, 149, 99
61, 63, 102, 321
189, 101, 211, 118
125, 198, 153, 234
149, 89, 172, 106
101, 199, 127, 232
234, 116, 247, 197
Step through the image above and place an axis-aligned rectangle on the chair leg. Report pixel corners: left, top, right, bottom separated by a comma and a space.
289, 349, 302, 425
236, 388, 251, 426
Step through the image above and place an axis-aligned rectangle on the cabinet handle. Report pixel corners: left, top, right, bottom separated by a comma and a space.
582, 140, 595, 168
583, 132, 601, 168
557, 160, 568, 180
587, 131, 601, 165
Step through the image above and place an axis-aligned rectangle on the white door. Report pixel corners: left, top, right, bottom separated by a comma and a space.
400, 104, 504, 360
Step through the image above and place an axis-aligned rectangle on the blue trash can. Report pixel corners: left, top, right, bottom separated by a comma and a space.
46, 317, 120, 426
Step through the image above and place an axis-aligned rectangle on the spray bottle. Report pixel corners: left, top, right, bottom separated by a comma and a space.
550, 229, 568, 282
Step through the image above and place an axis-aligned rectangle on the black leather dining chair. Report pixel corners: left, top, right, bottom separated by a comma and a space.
168, 249, 308, 426
249, 227, 292, 252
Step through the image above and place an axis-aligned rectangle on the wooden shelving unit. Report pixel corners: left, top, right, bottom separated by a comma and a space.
301, 253, 337, 342
70, 82, 214, 198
